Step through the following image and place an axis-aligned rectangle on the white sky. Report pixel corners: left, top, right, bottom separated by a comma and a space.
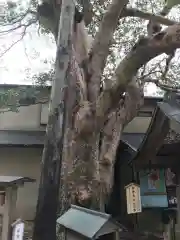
0, 24, 56, 84
0, 0, 159, 96
0, 0, 56, 84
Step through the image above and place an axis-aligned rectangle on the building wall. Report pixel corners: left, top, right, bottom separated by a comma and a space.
0, 147, 42, 220
0, 102, 154, 133
0, 105, 42, 130
0, 104, 47, 131
0, 95, 158, 222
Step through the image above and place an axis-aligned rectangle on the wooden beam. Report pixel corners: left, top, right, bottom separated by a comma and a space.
176, 175, 180, 238
134, 107, 169, 165
159, 143, 180, 155
135, 155, 180, 169
2, 186, 17, 240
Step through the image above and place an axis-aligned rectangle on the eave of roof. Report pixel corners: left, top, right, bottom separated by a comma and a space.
129, 99, 180, 166
0, 176, 35, 187
0, 130, 45, 147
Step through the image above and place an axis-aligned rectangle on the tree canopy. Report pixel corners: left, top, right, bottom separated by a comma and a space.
1, 0, 180, 100
2, 1, 180, 239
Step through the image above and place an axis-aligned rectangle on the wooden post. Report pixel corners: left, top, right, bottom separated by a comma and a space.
164, 224, 171, 240
2, 186, 17, 240
175, 174, 180, 239
33, 1, 75, 240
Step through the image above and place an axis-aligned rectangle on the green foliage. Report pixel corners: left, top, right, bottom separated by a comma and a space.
165, 0, 180, 10
87, 0, 180, 93
33, 69, 55, 86
0, 86, 47, 112
1, 0, 36, 25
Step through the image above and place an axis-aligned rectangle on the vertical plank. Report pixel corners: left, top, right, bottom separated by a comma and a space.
2, 187, 17, 240
175, 176, 180, 239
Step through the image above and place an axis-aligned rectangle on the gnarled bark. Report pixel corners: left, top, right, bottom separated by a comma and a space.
99, 78, 144, 198
67, 16, 180, 215
75, 23, 180, 136
60, 0, 131, 211
37, 0, 180, 231
122, 8, 177, 26
54, 0, 180, 214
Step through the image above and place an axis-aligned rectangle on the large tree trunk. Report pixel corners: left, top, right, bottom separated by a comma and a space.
57, 0, 129, 213
55, 0, 144, 220
58, 64, 144, 214
58, 25, 102, 214
36, 1, 180, 239
33, 2, 75, 240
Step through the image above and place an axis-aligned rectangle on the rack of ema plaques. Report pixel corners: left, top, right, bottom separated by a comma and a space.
0, 176, 35, 240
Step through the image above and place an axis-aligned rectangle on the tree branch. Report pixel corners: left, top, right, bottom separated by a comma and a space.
1, 8, 36, 27
0, 18, 37, 35
99, 78, 143, 194
78, 0, 93, 26
88, 0, 129, 102
122, 8, 177, 26
0, 19, 37, 58
161, 53, 175, 80
76, 24, 180, 134
144, 77, 180, 92
96, 24, 180, 117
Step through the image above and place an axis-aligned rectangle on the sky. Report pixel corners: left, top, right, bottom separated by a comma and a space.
0, 29, 56, 84
0, 0, 162, 95
0, 0, 56, 84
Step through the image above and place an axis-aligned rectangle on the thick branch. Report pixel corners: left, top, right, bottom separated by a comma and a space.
123, 79, 144, 123
79, 0, 93, 25
144, 77, 180, 92
88, 0, 129, 101
123, 8, 177, 26
76, 24, 180, 135
96, 24, 180, 118
99, 79, 143, 194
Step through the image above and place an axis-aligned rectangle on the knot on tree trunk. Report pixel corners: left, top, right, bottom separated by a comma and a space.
72, 182, 101, 209
74, 101, 95, 135
74, 187, 92, 208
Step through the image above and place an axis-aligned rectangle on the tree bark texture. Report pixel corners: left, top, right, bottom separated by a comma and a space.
37, 0, 180, 234
58, 21, 102, 214
57, 26, 144, 217
33, 1, 75, 240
